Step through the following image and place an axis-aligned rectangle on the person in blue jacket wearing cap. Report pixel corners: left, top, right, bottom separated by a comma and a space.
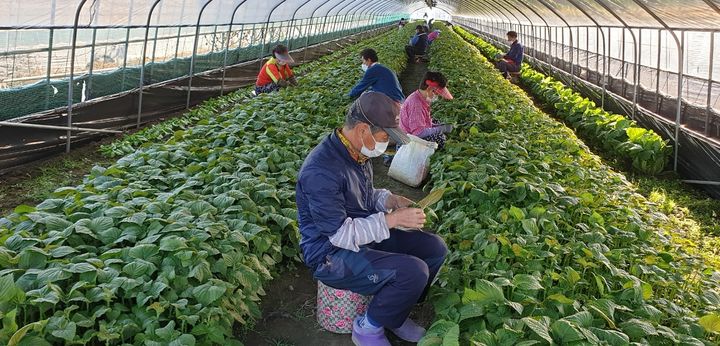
348, 48, 405, 103
296, 92, 448, 346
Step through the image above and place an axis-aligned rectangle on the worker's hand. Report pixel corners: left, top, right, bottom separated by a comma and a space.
289, 76, 298, 86
277, 80, 289, 87
385, 194, 414, 210
439, 124, 453, 134
385, 208, 426, 229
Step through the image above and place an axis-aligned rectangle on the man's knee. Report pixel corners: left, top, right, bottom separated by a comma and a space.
427, 233, 448, 259
496, 61, 508, 72
396, 255, 430, 287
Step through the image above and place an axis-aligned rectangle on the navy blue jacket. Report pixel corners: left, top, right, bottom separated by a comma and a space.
296, 132, 385, 269
410, 33, 429, 53
504, 40, 524, 66
348, 63, 405, 102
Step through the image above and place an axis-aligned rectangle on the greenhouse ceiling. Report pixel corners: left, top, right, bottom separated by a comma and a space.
3, 0, 720, 30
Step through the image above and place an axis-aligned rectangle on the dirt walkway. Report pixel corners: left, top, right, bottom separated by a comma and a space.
237, 158, 433, 346
238, 61, 434, 346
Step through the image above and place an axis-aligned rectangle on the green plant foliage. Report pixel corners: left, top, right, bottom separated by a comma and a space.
454, 26, 672, 176
418, 23, 719, 345
0, 25, 414, 344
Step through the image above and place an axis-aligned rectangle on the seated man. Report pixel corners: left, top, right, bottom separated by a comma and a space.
297, 92, 448, 346
405, 25, 428, 62
254, 44, 297, 94
495, 31, 524, 79
399, 71, 454, 150
348, 48, 405, 103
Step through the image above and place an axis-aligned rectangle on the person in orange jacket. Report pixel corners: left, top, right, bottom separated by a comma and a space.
255, 44, 298, 95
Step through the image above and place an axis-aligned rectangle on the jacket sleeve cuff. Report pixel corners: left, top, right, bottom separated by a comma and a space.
374, 189, 392, 212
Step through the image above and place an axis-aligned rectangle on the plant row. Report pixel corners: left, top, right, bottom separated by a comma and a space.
451, 26, 720, 273
0, 25, 413, 345
454, 26, 671, 176
417, 23, 720, 345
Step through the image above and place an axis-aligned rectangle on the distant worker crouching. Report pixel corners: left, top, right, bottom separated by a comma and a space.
255, 44, 298, 95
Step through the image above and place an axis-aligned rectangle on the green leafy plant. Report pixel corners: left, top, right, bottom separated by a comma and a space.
454, 26, 672, 176
0, 24, 415, 345
417, 23, 719, 345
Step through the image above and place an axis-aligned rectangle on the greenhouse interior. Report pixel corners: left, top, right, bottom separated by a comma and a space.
1, 0, 720, 345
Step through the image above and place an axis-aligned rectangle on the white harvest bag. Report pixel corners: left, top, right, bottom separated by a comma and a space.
388, 135, 438, 187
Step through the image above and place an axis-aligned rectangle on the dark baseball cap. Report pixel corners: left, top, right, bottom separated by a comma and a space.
350, 92, 409, 144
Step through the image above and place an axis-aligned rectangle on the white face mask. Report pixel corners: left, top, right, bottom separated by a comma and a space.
360, 131, 389, 158
361, 63, 368, 72
426, 89, 439, 103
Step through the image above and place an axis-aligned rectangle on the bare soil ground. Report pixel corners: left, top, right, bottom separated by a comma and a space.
237, 59, 435, 346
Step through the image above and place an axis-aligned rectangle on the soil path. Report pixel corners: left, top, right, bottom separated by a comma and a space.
237, 60, 433, 346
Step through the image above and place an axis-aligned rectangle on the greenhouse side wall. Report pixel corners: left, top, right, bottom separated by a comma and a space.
456, 18, 720, 199
0, 17, 400, 172
0, 16, 398, 121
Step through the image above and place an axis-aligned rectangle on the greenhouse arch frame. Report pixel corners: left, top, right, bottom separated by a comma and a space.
1, 0, 720, 191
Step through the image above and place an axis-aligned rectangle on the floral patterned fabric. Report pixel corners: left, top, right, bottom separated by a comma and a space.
316, 280, 371, 334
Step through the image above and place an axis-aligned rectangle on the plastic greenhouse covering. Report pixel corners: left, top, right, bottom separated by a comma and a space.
0, 0, 719, 194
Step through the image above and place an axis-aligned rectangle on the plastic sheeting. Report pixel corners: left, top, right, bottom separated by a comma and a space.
2, 1, 720, 29
0, 26, 392, 172
0, 0, 413, 28
462, 24, 720, 199
434, 0, 720, 29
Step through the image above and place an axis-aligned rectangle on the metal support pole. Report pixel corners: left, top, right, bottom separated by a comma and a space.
186, 0, 214, 110
66, 0, 89, 153
563, 0, 608, 108
210, 24, 218, 53
87, 28, 97, 102
593, 0, 639, 114
333, 0, 361, 38
621, 28, 627, 97
344, 0, 366, 35
596, 27, 600, 84
121, 27, 130, 89
535, 0, 575, 87
682, 180, 720, 186
675, 32, 685, 170
173, 0, 187, 76
286, 0, 313, 49
220, 0, 249, 96
149, 26, 159, 79
45, 28, 54, 109
347, 0, 368, 34
628, 0, 684, 171
138, 0, 162, 128
705, 32, 715, 135
656, 29, 662, 112
585, 26, 589, 77
0, 121, 122, 134
258, 0, 289, 67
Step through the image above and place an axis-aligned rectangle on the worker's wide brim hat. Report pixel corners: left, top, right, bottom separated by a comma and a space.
435, 86, 454, 100
275, 53, 295, 64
